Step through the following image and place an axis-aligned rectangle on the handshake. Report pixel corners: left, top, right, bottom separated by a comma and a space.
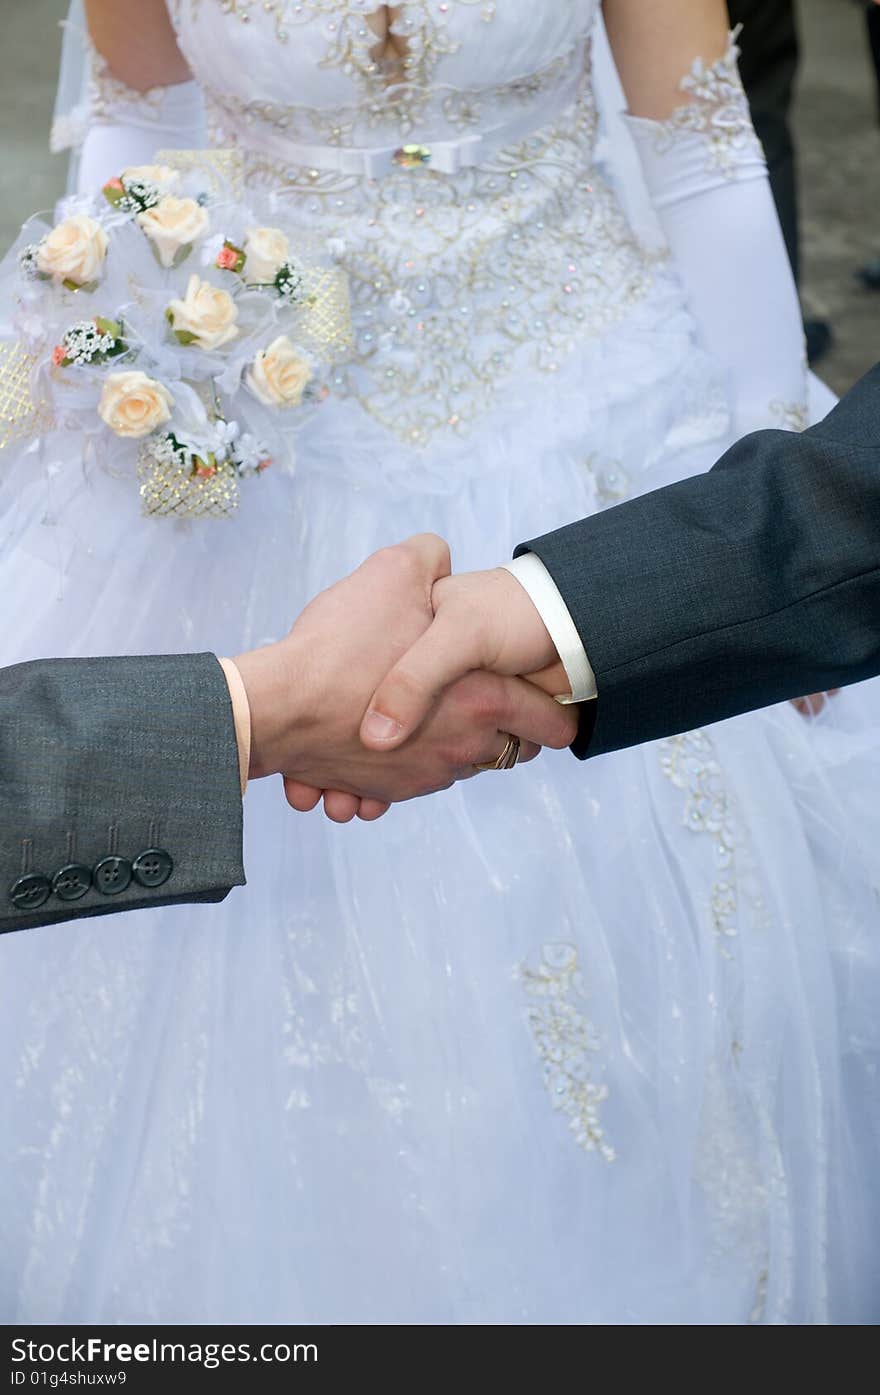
234, 534, 580, 821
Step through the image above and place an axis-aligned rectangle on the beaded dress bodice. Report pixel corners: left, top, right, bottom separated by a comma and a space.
168, 1, 651, 445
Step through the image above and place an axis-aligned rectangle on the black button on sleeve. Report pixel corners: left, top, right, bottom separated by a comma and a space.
93, 856, 133, 896
52, 863, 93, 901
9, 874, 52, 912
132, 848, 173, 889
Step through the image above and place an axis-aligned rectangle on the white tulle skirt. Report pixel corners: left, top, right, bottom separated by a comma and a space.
0, 273, 878, 1325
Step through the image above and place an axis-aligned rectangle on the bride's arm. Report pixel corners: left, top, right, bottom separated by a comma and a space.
602, 0, 807, 436
84, 0, 190, 89
65, 0, 205, 192
603, 0, 730, 117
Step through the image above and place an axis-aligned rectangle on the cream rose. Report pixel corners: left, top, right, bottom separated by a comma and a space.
137, 195, 209, 268
98, 371, 174, 439
166, 275, 240, 352
121, 163, 181, 192
36, 215, 108, 287
243, 226, 290, 285
247, 335, 312, 409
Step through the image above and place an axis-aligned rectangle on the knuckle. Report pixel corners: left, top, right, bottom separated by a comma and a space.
551, 719, 577, 750
379, 544, 419, 582
456, 739, 483, 769
389, 664, 431, 706
459, 673, 500, 726
409, 531, 450, 569
395, 532, 451, 587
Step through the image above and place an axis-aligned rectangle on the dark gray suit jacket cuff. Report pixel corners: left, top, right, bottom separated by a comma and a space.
1, 653, 245, 933
517, 364, 880, 757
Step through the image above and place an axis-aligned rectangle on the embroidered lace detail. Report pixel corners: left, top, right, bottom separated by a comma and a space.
769, 398, 809, 432
650, 27, 763, 178
583, 455, 631, 507
50, 109, 89, 155
211, 1, 494, 129
202, 43, 580, 147
165, 5, 633, 444
52, 34, 171, 151
520, 943, 615, 1163
86, 38, 169, 125
693, 1062, 782, 1315
207, 92, 652, 446
660, 731, 741, 957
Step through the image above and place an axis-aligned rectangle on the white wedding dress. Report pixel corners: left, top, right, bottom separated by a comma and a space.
0, 0, 878, 1324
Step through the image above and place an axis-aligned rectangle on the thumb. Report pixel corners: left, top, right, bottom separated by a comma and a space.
361, 607, 478, 749
522, 658, 571, 699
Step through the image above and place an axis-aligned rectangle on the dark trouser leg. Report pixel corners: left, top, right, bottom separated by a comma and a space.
857, 4, 880, 288
728, 0, 801, 285
867, 2, 880, 122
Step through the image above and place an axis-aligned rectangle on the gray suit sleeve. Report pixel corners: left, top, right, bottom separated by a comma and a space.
0, 653, 246, 933
517, 364, 880, 757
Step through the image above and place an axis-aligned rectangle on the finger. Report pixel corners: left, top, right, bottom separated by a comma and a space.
283, 778, 324, 812
523, 659, 572, 700
399, 532, 453, 585
460, 736, 542, 783
491, 674, 579, 751
361, 606, 481, 750
517, 740, 542, 764
323, 790, 361, 823
357, 798, 391, 821
791, 692, 833, 717
470, 735, 543, 766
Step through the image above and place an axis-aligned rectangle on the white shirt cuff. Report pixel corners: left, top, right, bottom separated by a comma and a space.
502, 554, 597, 705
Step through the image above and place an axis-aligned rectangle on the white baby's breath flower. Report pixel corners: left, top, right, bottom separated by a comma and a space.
121, 163, 181, 192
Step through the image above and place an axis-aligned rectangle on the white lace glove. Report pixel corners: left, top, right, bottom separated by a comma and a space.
51, 11, 206, 197
625, 31, 807, 437
76, 73, 206, 195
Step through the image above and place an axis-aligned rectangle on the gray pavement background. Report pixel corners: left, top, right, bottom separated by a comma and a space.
0, 0, 876, 397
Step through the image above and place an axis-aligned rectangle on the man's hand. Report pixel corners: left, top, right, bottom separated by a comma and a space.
790, 690, 841, 718
232, 538, 576, 821
360, 567, 566, 752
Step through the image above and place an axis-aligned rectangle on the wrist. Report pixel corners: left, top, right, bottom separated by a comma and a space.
217, 657, 252, 795
429, 568, 560, 676
233, 637, 309, 780
488, 566, 560, 673
501, 555, 597, 702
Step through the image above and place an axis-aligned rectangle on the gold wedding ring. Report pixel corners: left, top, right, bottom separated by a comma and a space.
474, 734, 521, 773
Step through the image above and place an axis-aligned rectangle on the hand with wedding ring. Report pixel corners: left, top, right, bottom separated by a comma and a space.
239, 536, 576, 822
473, 733, 521, 772
279, 551, 575, 822
359, 565, 567, 749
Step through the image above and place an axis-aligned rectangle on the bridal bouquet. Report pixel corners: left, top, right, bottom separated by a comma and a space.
0, 157, 352, 518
